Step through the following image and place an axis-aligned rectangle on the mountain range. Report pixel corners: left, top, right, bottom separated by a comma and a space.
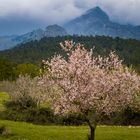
0, 25, 67, 50
64, 7, 140, 39
0, 6, 140, 50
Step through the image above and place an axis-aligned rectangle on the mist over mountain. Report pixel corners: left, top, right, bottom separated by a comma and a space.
0, 6, 140, 51
64, 7, 140, 39
0, 25, 67, 50
0, 35, 19, 50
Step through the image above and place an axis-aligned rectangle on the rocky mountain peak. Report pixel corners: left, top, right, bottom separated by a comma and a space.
83, 6, 109, 21
45, 24, 67, 37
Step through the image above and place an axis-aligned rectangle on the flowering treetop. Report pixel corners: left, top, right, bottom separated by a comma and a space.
43, 41, 140, 117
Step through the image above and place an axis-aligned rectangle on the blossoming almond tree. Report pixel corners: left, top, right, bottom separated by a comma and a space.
7, 75, 51, 108
43, 41, 140, 140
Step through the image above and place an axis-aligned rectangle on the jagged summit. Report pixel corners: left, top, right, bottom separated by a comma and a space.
64, 6, 110, 35
64, 6, 140, 39
86, 6, 104, 13
45, 24, 67, 37
84, 6, 109, 21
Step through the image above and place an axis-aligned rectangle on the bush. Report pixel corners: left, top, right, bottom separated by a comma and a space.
6, 75, 51, 109
99, 108, 140, 126
62, 113, 86, 125
118, 107, 140, 125
0, 125, 12, 137
2, 101, 140, 125
5, 99, 37, 110
1, 105, 57, 125
2, 100, 87, 125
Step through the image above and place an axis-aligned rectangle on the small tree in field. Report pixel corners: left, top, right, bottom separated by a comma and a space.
6, 75, 51, 109
43, 41, 140, 140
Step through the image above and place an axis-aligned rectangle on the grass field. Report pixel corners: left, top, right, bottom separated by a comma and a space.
0, 120, 140, 140
0, 92, 140, 140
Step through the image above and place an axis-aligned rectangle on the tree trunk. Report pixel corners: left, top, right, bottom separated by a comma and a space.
88, 124, 96, 140
86, 110, 97, 140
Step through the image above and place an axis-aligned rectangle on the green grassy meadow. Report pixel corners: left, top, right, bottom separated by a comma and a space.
0, 120, 140, 140
0, 92, 140, 140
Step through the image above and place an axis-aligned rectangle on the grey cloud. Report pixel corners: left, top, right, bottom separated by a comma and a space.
74, 0, 140, 25
0, 0, 140, 35
97, 0, 140, 25
0, 0, 140, 25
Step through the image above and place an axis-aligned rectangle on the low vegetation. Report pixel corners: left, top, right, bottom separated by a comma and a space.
0, 36, 140, 81
0, 41, 139, 140
0, 60, 40, 81
0, 120, 140, 140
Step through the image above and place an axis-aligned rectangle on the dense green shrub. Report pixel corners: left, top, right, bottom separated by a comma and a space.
117, 107, 140, 125
0, 125, 12, 137
1, 106, 56, 124
1, 100, 86, 125
99, 108, 140, 126
62, 113, 86, 125
0, 59, 40, 81
5, 98, 37, 110
1, 103, 140, 125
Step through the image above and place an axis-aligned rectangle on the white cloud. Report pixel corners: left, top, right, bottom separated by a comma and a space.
0, 0, 140, 25
0, 0, 83, 24
98, 0, 140, 25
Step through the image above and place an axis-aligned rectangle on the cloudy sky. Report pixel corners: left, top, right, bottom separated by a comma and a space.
0, 0, 140, 35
